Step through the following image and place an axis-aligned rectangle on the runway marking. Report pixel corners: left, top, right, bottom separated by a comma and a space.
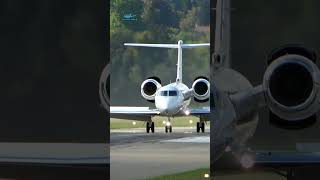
183, 131, 193, 134
161, 136, 210, 143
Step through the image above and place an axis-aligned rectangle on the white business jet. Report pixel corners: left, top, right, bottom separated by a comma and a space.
111, 40, 210, 133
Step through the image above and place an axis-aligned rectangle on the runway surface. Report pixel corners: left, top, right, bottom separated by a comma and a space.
111, 127, 210, 180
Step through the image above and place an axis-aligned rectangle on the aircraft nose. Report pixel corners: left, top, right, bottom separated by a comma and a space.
159, 103, 170, 113
159, 100, 180, 115
157, 101, 166, 109
158, 100, 174, 114
156, 95, 182, 115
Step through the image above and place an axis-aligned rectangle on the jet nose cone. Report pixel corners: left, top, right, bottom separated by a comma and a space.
155, 95, 181, 116
158, 103, 168, 111
161, 106, 170, 114
158, 102, 173, 115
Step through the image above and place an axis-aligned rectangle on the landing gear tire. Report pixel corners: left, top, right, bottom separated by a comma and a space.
146, 122, 150, 133
196, 122, 200, 133
201, 122, 205, 133
165, 125, 172, 133
197, 122, 205, 133
151, 122, 155, 133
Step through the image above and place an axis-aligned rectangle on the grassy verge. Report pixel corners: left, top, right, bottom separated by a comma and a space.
213, 171, 285, 180
146, 168, 209, 180
146, 168, 285, 180
111, 116, 209, 129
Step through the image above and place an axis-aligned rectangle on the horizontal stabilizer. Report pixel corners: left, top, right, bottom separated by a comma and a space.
181, 43, 210, 48
124, 43, 210, 49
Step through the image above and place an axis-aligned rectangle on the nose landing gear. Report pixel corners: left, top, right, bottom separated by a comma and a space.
196, 121, 205, 133
165, 125, 172, 133
146, 121, 155, 133
165, 117, 172, 133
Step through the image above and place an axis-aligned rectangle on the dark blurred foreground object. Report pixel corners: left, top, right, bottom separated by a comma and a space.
0, 0, 109, 179
0, 0, 108, 142
211, 0, 320, 179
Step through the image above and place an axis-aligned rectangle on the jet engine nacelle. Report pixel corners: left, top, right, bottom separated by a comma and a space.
192, 77, 210, 102
141, 77, 162, 102
263, 45, 320, 129
99, 63, 110, 112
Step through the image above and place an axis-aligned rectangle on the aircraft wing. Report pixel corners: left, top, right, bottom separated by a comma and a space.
254, 151, 320, 168
0, 143, 108, 178
110, 106, 159, 121
110, 106, 210, 121
214, 150, 320, 172
189, 107, 211, 115
0, 143, 108, 167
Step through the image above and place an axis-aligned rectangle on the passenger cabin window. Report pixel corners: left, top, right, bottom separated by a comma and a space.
169, 90, 178, 96
160, 91, 168, 96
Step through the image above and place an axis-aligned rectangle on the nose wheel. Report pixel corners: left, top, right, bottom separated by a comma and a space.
165, 125, 172, 133
146, 122, 155, 133
165, 117, 172, 133
197, 122, 205, 133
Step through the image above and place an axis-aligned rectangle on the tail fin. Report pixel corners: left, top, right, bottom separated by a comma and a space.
124, 40, 210, 83
214, 0, 231, 71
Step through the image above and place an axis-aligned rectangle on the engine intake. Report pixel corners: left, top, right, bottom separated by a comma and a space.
268, 61, 314, 107
263, 46, 320, 128
192, 77, 210, 102
141, 77, 162, 102
99, 63, 110, 112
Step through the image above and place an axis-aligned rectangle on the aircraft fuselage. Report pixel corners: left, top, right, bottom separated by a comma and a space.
155, 82, 191, 116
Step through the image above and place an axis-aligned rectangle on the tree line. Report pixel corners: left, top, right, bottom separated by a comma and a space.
110, 0, 210, 105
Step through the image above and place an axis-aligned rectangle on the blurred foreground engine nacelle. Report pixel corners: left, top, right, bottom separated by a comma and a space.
141, 77, 162, 102
263, 45, 320, 129
192, 77, 210, 103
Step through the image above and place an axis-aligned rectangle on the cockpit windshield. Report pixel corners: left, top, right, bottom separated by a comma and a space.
169, 90, 178, 96
160, 91, 168, 96
159, 90, 178, 96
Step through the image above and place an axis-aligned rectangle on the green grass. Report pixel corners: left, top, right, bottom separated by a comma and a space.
146, 168, 210, 180
146, 168, 285, 180
213, 171, 285, 180
111, 116, 209, 129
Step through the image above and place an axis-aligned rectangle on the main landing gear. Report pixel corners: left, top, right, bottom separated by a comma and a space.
146, 121, 155, 133
165, 124, 172, 133
165, 117, 172, 133
196, 121, 205, 133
